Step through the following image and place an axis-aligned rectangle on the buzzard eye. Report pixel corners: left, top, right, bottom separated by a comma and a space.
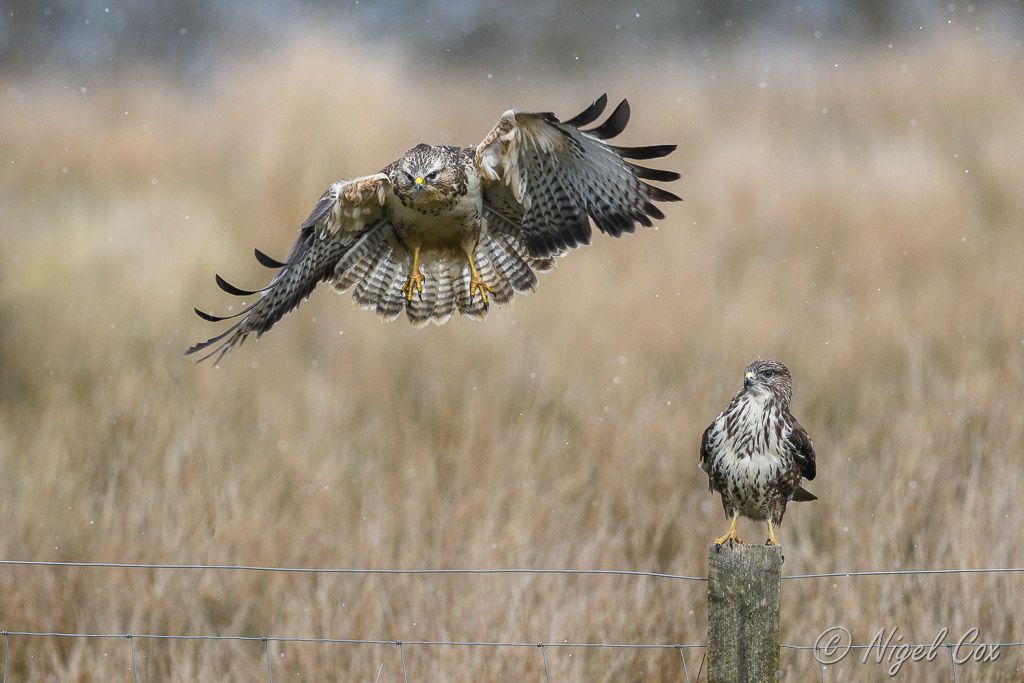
404, 171, 415, 183
426, 171, 439, 181
762, 369, 774, 379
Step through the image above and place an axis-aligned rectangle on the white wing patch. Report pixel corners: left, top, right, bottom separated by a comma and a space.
476, 110, 569, 210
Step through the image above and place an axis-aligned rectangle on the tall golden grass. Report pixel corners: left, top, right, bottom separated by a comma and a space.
2, 27, 1024, 680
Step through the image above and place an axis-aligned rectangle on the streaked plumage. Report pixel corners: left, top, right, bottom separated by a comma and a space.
188, 94, 680, 364
699, 360, 817, 548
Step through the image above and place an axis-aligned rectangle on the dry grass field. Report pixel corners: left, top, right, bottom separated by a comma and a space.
2, 25, 1024, 681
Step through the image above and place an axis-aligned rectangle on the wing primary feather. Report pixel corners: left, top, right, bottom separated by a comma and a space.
193, 308, 224, 323
561, 93, 608, 128
254, 248, 292, 269
611, 144, 677, 160
583, 98, 630, 140
193, 304, 257, 323
642, 184, 683, 203
184, 320, 243, 359
642, 202, 665, 221
215, 273, 270, 297
627, 163, 680, 182
297, 187, 338, 231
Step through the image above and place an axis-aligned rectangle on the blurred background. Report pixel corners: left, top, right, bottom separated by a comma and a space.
2, 1, 1024, 680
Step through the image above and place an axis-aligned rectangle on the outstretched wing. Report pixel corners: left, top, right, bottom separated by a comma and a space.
186, 174, 389, 364
474, 94, 681, 258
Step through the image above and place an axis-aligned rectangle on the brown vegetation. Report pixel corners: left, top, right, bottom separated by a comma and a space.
2, 28, 1023, 680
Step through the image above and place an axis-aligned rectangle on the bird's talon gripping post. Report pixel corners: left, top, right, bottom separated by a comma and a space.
712, 513, 742, 547
765, 520, 779, 547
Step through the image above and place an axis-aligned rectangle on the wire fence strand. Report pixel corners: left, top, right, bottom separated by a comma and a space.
4, 558, 1021, 581
3, 560, 1023, 680
782, 566, 1024, 580
263, 637, 273, 683
6, 629, 1021, 681
0, 560, 704, 582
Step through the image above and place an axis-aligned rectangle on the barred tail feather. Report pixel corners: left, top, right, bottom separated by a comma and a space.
351, 242, 396, 311
373, 255, 406, 322
331, 222, 395, 292
429, 259, 456, 325
405, 259, 441, 327
335, 227, 556, 327
471, 242, 511, 306
481, 233, 540, 295
452, 260, 488, 320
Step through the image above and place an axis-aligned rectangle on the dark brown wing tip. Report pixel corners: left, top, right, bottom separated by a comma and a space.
644, 184, 683, 203
254, 248, 290, 269
215, 273, 265, 297
628, 164, 680, 183
184, 324, 236, 358
194, 307, 226, 323
562, 93, 608, 128
613, 143, 677, 160
584, 98, 630, 140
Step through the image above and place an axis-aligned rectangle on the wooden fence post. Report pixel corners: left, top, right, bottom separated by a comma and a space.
707, 543, 783, 682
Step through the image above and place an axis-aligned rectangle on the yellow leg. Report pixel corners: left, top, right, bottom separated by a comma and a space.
402, 246, 424, 300
713, 512, 742, 546
766, 520, 778, 546
466, 251, 492, 303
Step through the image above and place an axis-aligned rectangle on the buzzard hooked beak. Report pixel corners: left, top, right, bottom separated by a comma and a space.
743, 371, 756, 388
414, 177, 425, 192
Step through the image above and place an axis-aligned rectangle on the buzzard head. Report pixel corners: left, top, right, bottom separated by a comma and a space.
388, 143, 464, 204
742, 359, 793, 407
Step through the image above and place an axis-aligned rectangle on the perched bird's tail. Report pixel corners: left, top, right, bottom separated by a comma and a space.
792, 486, 818, 502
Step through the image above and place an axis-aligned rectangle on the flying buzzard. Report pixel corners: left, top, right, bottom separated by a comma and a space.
699, 360, 817, 547
187, 94, 680, 364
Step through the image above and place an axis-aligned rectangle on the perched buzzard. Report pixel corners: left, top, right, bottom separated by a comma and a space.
699, 360, 817, 547
187, 94, 680, 364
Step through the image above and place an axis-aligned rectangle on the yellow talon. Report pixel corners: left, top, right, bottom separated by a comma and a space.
402, 272, 424, 300
468, 258, 492, 303
402, 247, 424, 300
470, 276, 492, 303
765, 520, 779, 547
713, 512, 742, 546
